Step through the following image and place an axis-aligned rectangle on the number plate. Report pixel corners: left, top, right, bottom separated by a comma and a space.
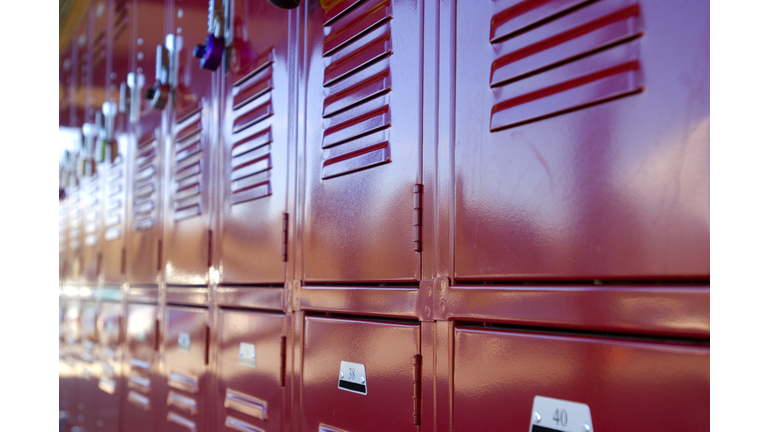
529, 396, 593, 432
238, 342, 256, 368
337, 361, 367, 395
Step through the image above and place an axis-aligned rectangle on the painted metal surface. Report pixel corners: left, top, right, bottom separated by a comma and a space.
453, 325, 709, 432
217, 309, 286, 432
162, 306, 210, 432
453, 0, 709, 281
302, 316, 420, 432
82, 173, 104, 284
125, 0, 167, 285
302, 0, 423, 283
163, 0, 218, 286
123, 302, 160, 432
65, 189, 83, 284
103, 147, 129, 284
217, 0, 292, 285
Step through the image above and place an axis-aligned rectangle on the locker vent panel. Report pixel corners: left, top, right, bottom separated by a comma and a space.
133, 135, 159, 231
105, 161, 124, 241
230, 50, 275, 206
489, 0, 643, 132
321, 0, 393, 180
113, 0, 129, 41
84, 176, 101, 247
173, 108, 204, 221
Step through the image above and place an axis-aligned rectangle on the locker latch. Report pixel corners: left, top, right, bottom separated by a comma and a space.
192, 0, 224, 71
99, 101, 118, 163
126, 72, 145, 124
145, 41, 172, 110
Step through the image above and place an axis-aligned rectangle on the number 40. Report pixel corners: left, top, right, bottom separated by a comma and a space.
553, 409, 568, 427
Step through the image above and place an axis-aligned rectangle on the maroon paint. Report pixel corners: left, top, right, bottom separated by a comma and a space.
65, 189, 83, 284
162, 306, 210, 432
163, 0, 218, 286
453, 326, 709, 432
216, 309, 287, 432
217, 0, 292, 285
302, 0, 423, 283
123, 303, 160, 432
453, 0, 709, 281
73, 17, 90, 128
301, 316, 420, 432
125, 0, 166, 285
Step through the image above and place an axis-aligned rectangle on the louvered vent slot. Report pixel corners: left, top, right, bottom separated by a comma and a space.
113, 0, 129, 41
320, 0, 393, 180
105, 161, 124, 241
92, 29, 107, 71
173, 109, 203, 221
69, 190, 82, 251
230, 51, 274, 206
84, 177, 101, 247
133, 136, 158, 231
488, 0, 643, 132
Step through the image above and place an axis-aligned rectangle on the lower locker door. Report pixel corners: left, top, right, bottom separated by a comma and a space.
218, 309, 286, 432
163, 306, 209, 432
453, 326, 709, 432
302, 316, 421, 432
123, 303, 159, 432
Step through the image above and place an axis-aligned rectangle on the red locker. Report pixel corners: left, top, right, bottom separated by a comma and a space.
96, 301, 123, 431
82, 173, 103, 284
162, 306, 210, 432
123, 303, 161, 432
217, 0, 293, 284
60, 43, 74, 127
86, 0, 111, 125
217, 309, 287, 432
73, 17, 90, 128
162, 0, 219, 286
453, 325, 709, 432
302, 0, 424, 283
302, 316, 421, 432
125, 0, 167, 285
61, 301, 82, 418
60, 201, 68, 279
453, 0, 709, 281
79, 301, 101, 431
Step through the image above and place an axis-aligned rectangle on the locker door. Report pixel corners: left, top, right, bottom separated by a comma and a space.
218, 0, 292, 284
126, 0, 167, 284
60, 44, 74, 127
96, 301, 123, 431
453, 0, 709, 280
82, 174, 104, 284
302, 316, 420, 432
103, 149, 129, 283
61, 302, 82, 418
217, 309, 286, 432
162, 0, 220, 285
303, 0, 423, 283
123, 303, 160, 432
453, 326, 709, 432
162, 306, 209, 432
80, 301, 101, 432
73, 19, 90, 128
87, 0, 111, 125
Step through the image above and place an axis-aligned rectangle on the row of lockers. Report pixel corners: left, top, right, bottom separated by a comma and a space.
59, 0, 710, 286
60, 297, 709, 432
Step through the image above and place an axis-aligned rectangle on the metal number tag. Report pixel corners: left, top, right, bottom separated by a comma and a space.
177, 332, 191, 352
338, 361, 367, 395
529, 396, 593, 432
238, 342, 256, 368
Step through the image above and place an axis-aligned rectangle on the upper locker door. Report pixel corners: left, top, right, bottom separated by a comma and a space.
218, 0, 292, 285
303, 0, 423, 283
454, 0, 710, 281
126, 0, 167, 284
163, 0, 220, 286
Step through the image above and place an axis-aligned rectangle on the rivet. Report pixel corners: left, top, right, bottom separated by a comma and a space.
583, 424, 591, 432
533, 412, 541, 423
339, 371, 344, 379
361, 375, 365, 383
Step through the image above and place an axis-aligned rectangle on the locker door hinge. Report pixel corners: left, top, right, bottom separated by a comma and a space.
281, 213, 289, 262
279, 336, 287, 387
157, 240, 163, 271
155, 319, 161, 352
413, 185, 423, 252
205, 326, 211, 365
412, 354, 422, 425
